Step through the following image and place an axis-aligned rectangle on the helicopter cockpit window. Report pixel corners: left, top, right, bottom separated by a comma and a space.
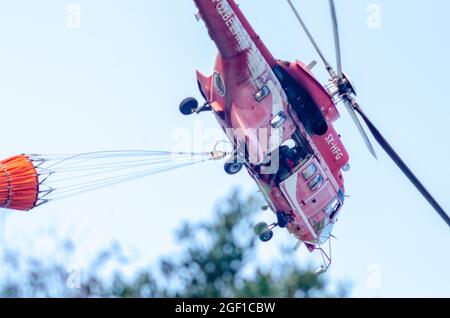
271, 111, 287, 129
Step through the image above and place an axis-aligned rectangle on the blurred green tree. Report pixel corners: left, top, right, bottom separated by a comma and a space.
0, 190, 348, 298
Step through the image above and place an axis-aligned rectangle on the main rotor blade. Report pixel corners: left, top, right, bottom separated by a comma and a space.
343, 99, 378, 159
354, 105, 450, 228
328, 0, 343, 78
286, 0, 334, 74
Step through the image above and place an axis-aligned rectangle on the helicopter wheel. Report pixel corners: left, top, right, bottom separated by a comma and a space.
254, 222, 274, 242
224, 158, 243, 175
259, 229, 274, 242
179, 97, 198, 115
254, 222, 269, 235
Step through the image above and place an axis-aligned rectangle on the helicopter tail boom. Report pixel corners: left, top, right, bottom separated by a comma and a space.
194, 0, 275, 66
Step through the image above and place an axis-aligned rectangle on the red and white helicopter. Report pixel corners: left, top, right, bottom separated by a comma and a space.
0, 0, 446, 273
179, 0, 449, 269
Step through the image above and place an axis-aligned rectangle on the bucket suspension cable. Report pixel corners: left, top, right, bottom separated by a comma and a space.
0, 150, 228, 211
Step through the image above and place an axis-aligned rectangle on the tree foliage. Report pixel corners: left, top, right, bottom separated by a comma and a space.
0, 190, 348, 298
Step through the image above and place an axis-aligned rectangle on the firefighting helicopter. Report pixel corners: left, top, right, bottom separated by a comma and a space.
0, 0, 447, 272
178, 0, 449, 265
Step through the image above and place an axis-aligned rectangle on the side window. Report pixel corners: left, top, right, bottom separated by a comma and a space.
213, 72, 225, 97
254, 85, 270, 102
271, 112, 287, 129
308, 175, 323, 191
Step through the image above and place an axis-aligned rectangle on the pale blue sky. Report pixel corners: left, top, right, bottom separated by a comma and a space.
0, 0, 449, 297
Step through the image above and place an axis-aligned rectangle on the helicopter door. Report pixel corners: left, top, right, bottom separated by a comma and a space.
279, 172, 319, 243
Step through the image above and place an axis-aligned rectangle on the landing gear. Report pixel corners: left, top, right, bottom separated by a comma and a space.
276, 212, 289, 228
179, 97, 198, 115
179, 97, 212, 115
224, 159, 243, 175
259, 229, 274, 242
224, 152, 244, 175
254, 222, 274, 243
254, 212, 291, 243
